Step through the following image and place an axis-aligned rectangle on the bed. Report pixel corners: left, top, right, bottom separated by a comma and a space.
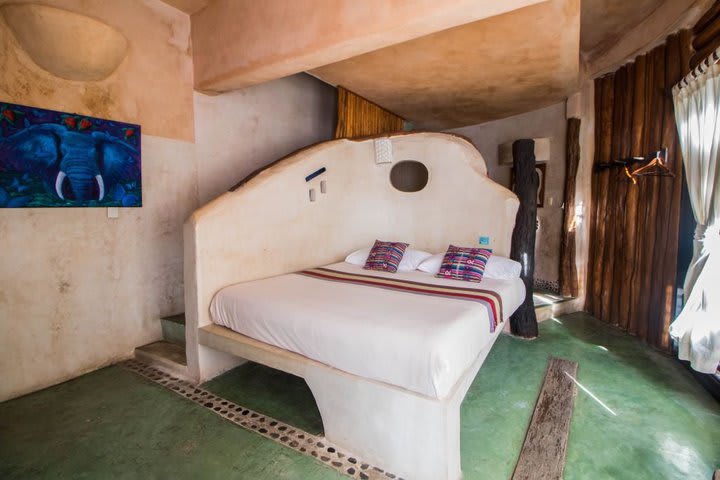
210, 261, 524, 399
184, 132, 521, 480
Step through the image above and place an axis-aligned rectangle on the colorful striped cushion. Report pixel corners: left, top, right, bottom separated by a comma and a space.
436, 245, 492, 282
363, 240, 409, 273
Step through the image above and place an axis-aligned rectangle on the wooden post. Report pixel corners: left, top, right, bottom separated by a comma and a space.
510, 139, 539, 338
560, 118, 580, 298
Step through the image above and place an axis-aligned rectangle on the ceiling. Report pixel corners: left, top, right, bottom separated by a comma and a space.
580, 0, 666, 52
161, 0, 683, 128
162, 0, 210, 15
310, 0, 580, 129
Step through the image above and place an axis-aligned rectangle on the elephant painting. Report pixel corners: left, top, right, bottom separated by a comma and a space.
0, 102, 141, 208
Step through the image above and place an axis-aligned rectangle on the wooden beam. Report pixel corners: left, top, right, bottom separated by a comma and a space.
191, 0, 544, 92
599, 69, 626, 324
510, 139, 539, 339
692, 17, 720, 51
512, 357, 579, 480
585, 78, 603, 314
693, 1, 720, 35
611, 62, 633, 328
690, 37, 720, 69
560, 118, 580, 298
590, 74, 615, 319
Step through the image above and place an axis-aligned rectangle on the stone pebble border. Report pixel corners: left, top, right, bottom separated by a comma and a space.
121, 359, 402, 480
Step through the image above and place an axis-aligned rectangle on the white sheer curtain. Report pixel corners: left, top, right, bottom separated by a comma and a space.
670, 59, 720, 373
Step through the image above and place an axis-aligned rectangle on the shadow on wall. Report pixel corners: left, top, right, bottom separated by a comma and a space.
194, 73, 337, 205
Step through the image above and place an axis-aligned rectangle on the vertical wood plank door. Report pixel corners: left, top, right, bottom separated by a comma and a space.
585, 31, 690, 350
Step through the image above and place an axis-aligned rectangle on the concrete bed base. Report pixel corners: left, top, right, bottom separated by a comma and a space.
198, 322, 505, 480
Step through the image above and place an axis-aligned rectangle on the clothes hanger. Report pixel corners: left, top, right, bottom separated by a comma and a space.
631, 148, 675, 178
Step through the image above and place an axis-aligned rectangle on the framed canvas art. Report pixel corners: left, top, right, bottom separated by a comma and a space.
0, 102, 141, 208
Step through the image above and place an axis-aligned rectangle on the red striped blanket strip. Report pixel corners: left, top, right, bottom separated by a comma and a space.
297, 268, 503, 332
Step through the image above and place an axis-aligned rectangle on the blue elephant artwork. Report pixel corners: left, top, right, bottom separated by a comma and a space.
0, 102, 141, 208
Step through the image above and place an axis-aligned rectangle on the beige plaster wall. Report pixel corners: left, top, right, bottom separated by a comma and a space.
194, 73, 337, 205
0, 0, 198, 401
448, 102, 568, 286
0, 4, 340, 400
0, 0, 195, 141
0, 138, 197, 400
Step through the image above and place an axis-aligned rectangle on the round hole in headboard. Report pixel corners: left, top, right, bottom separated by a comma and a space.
389, 160, 429, 192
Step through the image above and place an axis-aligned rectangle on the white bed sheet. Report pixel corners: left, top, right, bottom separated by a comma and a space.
210, 262, 524, 398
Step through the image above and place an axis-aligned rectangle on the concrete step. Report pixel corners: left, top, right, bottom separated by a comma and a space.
134, 340, 188, 378
161, 313, 185, 346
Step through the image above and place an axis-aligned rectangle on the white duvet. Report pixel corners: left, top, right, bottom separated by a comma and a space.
210, 262, 524, 399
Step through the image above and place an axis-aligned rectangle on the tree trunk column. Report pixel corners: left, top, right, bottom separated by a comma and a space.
560, 118, 581, 298
510, 139, 539, 338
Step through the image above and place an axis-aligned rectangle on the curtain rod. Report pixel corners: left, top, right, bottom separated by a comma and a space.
674, 45, 720, 92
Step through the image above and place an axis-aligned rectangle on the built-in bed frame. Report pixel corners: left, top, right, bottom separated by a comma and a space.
184, 132, 519, 480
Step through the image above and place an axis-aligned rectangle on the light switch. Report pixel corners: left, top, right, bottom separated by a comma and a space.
320, 180, 326, 194
107, 207, 119, 219
309, 189, 316, 202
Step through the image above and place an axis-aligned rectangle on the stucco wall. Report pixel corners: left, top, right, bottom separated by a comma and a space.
0, 0, 195, 141
448, 102, 567, 287
0, 2, 337, 401
0, 0, 197, 401
194, 73, 337, 204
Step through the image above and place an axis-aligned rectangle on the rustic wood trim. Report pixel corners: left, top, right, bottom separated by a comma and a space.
511, 357, 578, 480
585, 77, 603, 313
589, 74, 614, 318
611, 63, 633, 327
693, 0, 720, 47
335, 86, 405, 139
510, 139, 539, 339
690, 38, 720, 69
560, 118, 580, 298
693, 1, 720, 35
599, 69, 626, 323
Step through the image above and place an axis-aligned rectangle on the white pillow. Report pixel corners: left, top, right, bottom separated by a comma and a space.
417, 252, 444, 274
417, 252, 522, 279
344, 247, 432, 272
485, 255, 522, 279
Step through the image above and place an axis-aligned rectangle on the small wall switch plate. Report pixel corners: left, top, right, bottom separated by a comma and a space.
309, 189, 316, 202
107, 207, 119, 219
374, 138, 393, 164
320, 180, 326, 194
479, 236, 490, 246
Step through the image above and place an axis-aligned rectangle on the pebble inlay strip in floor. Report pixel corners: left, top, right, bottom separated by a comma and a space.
121, 360, 402, 480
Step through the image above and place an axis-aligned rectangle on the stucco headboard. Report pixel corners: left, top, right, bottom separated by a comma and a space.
184, 132, 519, 380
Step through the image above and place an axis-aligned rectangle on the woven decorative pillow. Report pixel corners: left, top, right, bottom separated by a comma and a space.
436, 245, 492, 282
363, 240, 409, 273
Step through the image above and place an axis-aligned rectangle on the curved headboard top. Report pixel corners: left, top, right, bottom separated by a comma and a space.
185, 132, 519, 368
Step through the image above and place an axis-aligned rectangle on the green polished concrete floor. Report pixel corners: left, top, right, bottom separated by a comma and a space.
1, 313, 718, 479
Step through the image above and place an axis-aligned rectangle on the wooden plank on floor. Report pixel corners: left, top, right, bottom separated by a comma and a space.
512, 357, 579, 480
